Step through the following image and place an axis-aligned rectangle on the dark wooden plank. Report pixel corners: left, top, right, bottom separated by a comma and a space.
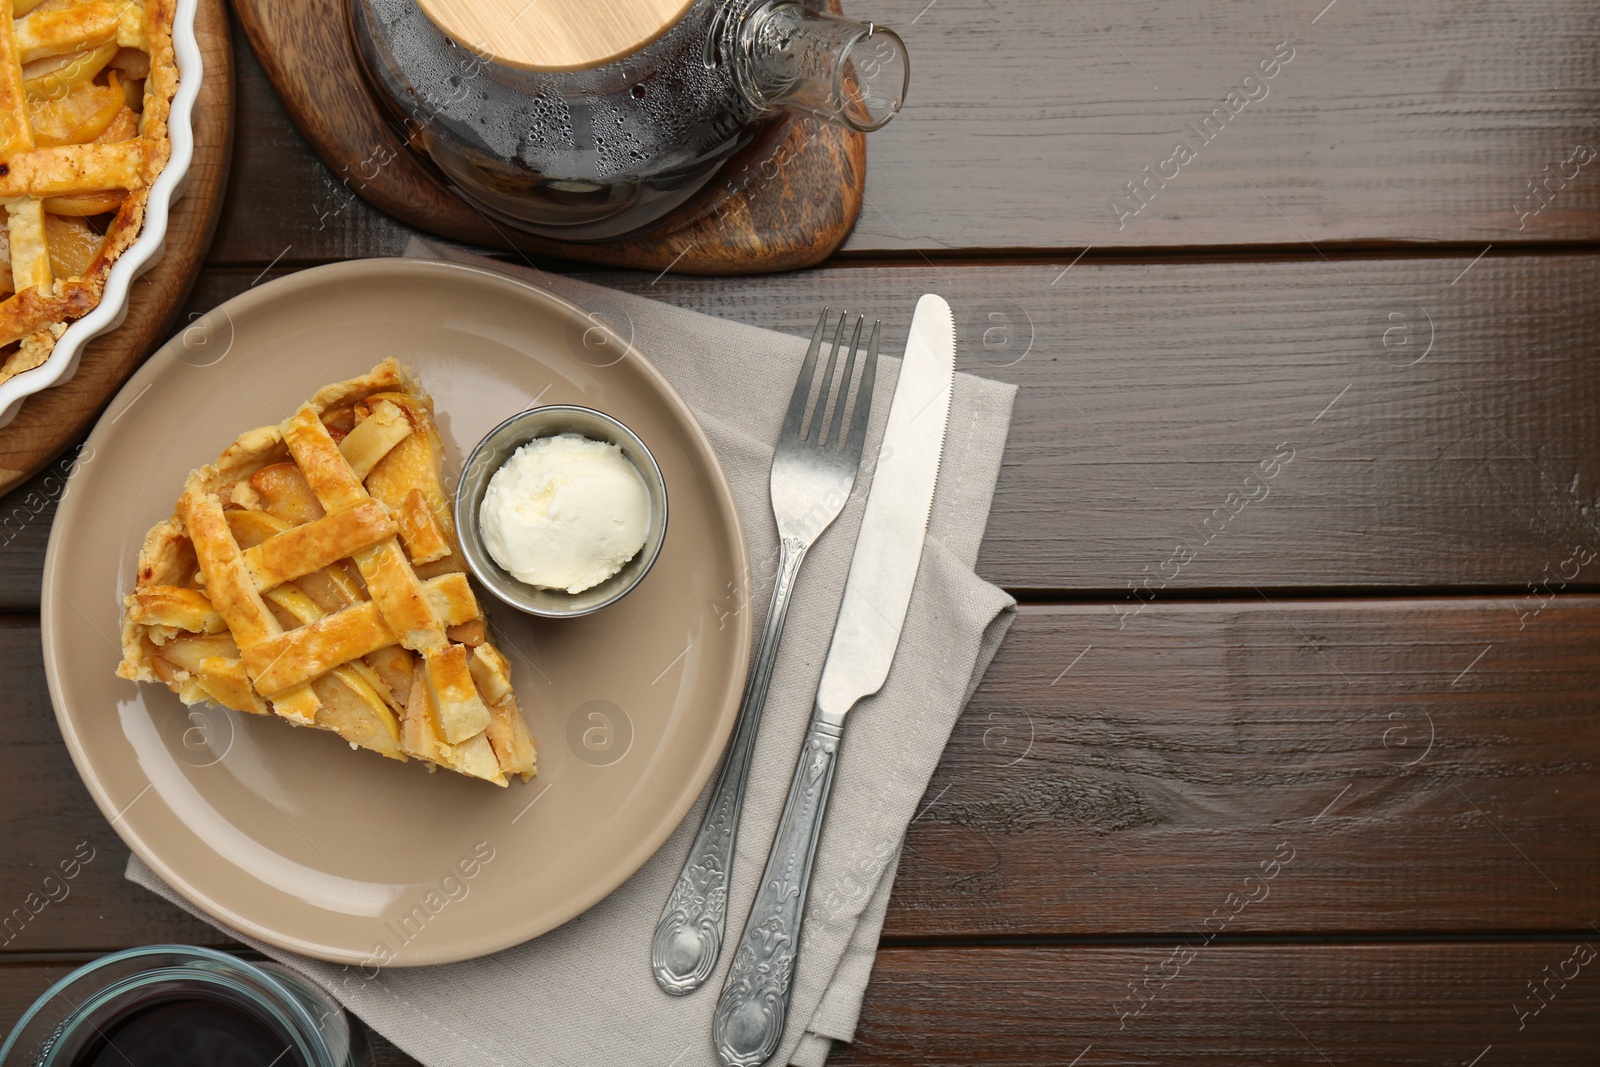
577, 253, 1600, 597
0, 454, 68, 614
6, 249, 1595, 607
7, 942, 1600, 1063
850, 0, 1600, 252
886, 597, 1600, 937
835, 944, 1600, 1066
206, 18, 416, 265
602, 252, 1600, 597
12, 244, 1587, 607
206, 1, 1600, 261
4, 597, 1596, 951
0, 618, 228, 953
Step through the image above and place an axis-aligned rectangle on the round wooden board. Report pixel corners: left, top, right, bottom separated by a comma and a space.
0, 0, 235, 497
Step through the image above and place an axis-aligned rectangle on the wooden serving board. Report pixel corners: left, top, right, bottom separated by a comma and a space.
0, 0, 234, 498
228, 0, 865, 275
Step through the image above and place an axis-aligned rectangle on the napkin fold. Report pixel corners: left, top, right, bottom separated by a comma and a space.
128, 239, 1017, 1067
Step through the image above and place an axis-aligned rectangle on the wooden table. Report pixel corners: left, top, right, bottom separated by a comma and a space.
5, 3, 1600, 1062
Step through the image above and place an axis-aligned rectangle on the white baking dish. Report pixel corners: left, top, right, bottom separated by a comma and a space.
0, 0, 203, 429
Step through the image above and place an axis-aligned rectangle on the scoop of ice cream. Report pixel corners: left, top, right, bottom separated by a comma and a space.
479, 433, 651, 594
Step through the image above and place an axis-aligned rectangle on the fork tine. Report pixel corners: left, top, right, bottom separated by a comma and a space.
843, 320, 880, 459
782, 308, 829, 442
807, 312, 848, 443
826, 315, 866, 450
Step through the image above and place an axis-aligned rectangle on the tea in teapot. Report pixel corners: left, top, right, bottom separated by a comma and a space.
351, 0, 909, 240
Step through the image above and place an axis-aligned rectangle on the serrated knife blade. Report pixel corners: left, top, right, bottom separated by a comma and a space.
712, 294, 956, 1067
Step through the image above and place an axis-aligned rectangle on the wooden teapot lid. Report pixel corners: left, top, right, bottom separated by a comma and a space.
415, 0, 698, 72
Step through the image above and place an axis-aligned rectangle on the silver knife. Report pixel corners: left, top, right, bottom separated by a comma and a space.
711, 294, 956, 1067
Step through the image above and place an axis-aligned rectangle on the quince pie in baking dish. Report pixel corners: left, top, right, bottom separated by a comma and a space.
0, 0, 177, 387
117, 359, 538, 787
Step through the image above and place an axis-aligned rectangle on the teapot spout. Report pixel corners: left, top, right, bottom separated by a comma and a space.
733, 2, 909, 132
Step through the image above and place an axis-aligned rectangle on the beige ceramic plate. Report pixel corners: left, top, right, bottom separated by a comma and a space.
42, 259, 750, 965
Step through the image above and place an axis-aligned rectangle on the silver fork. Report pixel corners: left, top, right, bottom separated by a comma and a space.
652, 308, 880, 995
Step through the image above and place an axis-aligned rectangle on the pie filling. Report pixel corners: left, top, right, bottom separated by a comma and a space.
117, 359, 538, 787
0, 0, 178, 388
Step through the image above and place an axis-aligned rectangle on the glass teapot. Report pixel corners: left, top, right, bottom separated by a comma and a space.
350, 0, 909, 241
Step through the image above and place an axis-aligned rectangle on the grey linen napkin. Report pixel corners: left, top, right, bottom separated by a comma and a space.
127, 238, 1017, 1067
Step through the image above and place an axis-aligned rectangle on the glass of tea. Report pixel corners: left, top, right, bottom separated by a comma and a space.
0, 945, 370, 1067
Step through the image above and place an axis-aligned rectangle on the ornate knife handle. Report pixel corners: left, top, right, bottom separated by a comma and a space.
652, 539, 809, 995
712, 716, 843, 1067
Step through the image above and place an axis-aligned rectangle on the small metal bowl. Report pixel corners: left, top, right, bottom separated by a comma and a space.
455, 406, 668, 618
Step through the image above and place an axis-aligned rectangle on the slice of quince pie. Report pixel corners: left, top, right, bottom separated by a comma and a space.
116, 359, 537, 786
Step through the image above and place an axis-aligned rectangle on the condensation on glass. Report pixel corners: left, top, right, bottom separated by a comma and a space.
349, 0, 909, 241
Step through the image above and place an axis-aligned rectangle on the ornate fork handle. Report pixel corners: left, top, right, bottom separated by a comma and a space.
711, 715, 842, 1067
652, 536, 810, 995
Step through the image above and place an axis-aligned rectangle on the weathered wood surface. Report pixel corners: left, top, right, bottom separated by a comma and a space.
887, 597, 1600, 936
853, 0, 1600, 252
834, 944, 1600, 1067
7, 942, 1600, 1064
0, 0, 235, 497
577, 253, 1600, 598
4, 250, 1598, 608
208, 18, 414, 265
4, 0, 1600, 1061
204, 1, 1600, 264
4, 598, 1594, 953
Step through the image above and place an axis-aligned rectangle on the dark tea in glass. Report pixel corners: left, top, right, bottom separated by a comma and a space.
66, 992, 311, 1067
2, 946, 365, 1067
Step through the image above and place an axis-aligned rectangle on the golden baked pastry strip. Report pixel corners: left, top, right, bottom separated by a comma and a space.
0, 141, 145, 196
244, 573, 479, 697
177, 482, 324, 725
0, 0, 176, 380
280, 406, 494, 744
240, 499, 396, 590
0, 5, 33, 156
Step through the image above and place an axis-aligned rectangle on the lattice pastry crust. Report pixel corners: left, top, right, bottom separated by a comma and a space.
0, 0, 179, 387
117, 359, 537, 787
